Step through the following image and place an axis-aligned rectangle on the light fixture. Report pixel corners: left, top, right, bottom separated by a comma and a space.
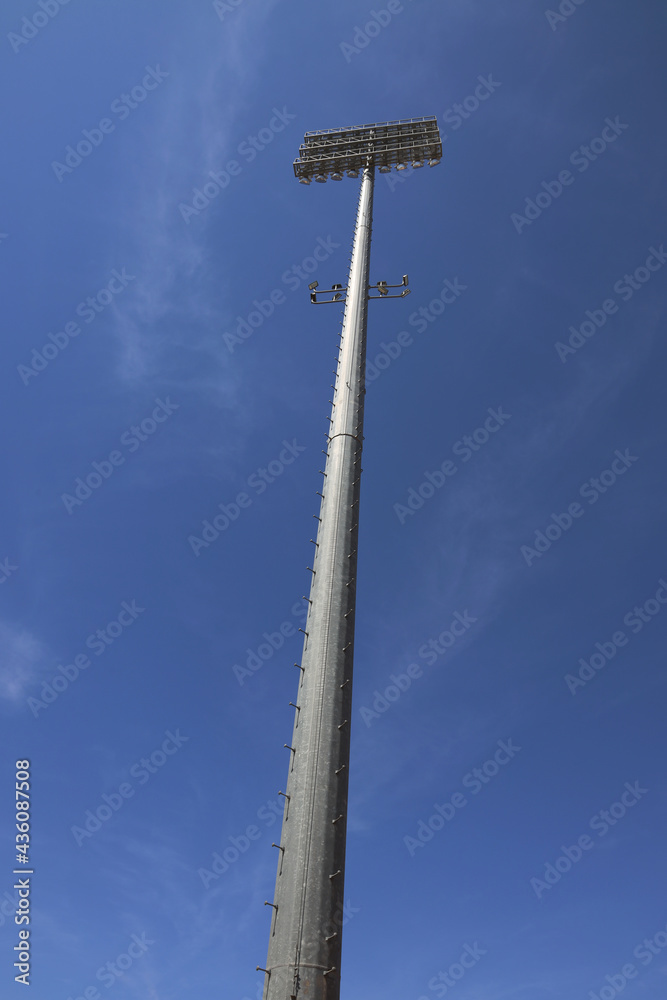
412, 160, 424, 168
299, 175, 312, 184
292, 116, 442, 184
428, 158, 441, 167
308, 281, 319, 290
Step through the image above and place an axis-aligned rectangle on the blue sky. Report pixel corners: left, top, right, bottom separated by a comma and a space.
1, 0, 666, 997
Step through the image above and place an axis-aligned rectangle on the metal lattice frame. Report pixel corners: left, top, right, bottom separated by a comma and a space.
293, 115, 442, 183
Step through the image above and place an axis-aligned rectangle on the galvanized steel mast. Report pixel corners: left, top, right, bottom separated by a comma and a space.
259, 117, 442, 1000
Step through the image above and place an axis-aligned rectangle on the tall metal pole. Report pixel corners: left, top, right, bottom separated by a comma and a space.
259, 117, 441, 999
262, 166, 373, 1000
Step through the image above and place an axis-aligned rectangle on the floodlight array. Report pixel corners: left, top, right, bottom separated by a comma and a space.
293, 116, 442, 184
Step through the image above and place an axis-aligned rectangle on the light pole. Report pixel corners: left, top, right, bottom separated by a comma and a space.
259, 117, 442, 1000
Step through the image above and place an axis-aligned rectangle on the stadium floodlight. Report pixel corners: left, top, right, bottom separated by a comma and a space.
261, 116, 441, 1000
293, 116, 441, 184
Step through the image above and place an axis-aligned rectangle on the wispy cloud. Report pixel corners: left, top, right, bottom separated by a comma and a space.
110, 0, 283, 399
